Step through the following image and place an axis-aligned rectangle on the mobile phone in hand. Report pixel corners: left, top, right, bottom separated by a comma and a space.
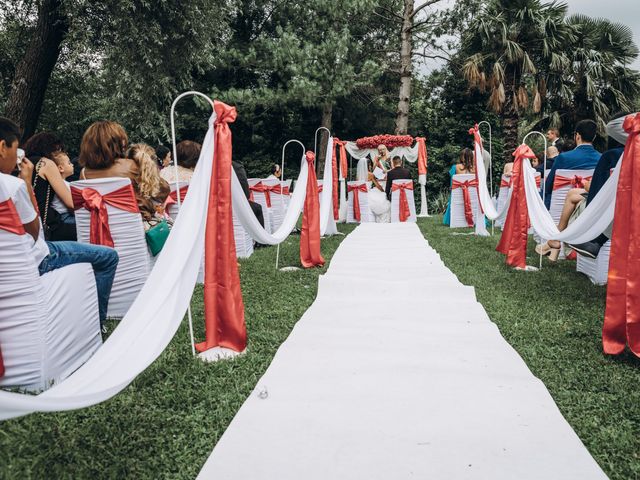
16, 148, 25, 170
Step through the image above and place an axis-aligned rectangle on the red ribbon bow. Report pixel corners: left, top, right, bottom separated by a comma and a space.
347, 183, 368, 222
391, 181, 413, 222
269, 184, 290, 196
603, 113, 640, 356
249, 182, 272, 208
71, 184, 139, 247
165, 185, 189, 207
496, 144, 537, 269
451, 178, 478, 227
553, 174, 592, 191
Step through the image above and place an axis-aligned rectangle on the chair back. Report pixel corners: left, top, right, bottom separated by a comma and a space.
346, 181, 373, 223
71, 177, 149, 317
248, 178, 273, 234
390, 179, 416, 223
576, 240, 611, 286
450, 174, 481, 228
549, 169, 594, 225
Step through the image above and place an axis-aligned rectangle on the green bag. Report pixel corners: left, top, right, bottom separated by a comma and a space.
145, 220, 171, 256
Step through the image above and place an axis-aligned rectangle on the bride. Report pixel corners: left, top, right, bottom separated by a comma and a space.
356, 158, 391, 223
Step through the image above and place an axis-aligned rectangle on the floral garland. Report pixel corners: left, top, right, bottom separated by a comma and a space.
355, 134, 414, 149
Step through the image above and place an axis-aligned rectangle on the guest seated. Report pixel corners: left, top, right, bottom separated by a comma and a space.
23, 132, 77, 240
0, 117, 119, 325
544, 119, 601, 208
125, 143, 171, 230
536, 146, 559, 178
160, 140, 200, 183
444, 148, 474, 226
266, 163, 281, 180
155, 144, 171, 169
80, 121, 139, 182
232, 160, 265, 229
385, 155, 412, 201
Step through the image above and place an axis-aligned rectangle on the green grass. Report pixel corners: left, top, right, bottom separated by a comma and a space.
419, 216, 640, 480
0, 224, 356, 479
2, 218, 639, 479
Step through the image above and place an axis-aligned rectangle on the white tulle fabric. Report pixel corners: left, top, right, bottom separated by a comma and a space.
0, 113, 218, 420
232, 137, 336, 241
522, 158, 620, 244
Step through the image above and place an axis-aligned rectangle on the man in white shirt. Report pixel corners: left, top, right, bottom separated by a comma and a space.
0, 117, 118, 324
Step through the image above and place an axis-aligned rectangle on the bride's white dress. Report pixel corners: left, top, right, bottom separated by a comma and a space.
368, 185, 391, 223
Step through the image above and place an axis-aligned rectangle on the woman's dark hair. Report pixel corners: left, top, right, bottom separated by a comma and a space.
560, 139, 575, 153
22, 132, 64, 158
271, 163, 280, 175
176, 140, 201, 169
459, 148, 474, 171
156, 145, 170, 165
0, 117, 21, 146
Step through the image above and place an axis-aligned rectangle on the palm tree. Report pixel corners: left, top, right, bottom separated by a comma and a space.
460, 0, 573, 164
546, 15, 640, 131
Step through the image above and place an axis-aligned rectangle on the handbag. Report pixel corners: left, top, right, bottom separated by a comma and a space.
145, 219, 170, 256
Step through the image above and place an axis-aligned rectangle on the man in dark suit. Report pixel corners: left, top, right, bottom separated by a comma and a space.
232, 160, 264, 228
384, 156, 412, 201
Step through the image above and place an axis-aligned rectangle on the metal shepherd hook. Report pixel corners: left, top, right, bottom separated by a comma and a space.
477, 121, 493, 235
522, 130, 548, 271
170, 91, 216, 357
276, 139, 306, 271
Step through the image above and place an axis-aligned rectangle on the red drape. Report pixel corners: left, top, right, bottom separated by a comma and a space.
300, 151, 325, 268
416, 137, 427, 177
197, 101, 247, 353
496, 145, 537, 269
451, 179, 478, 227
603, 113, 640, 356
335, 139, 348, 179
391, 182, 413, 222
71, 184, 139, 247
347, 183, 368, 222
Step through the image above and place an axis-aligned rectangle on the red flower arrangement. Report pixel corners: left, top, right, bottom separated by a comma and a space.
356, 134, 414, 149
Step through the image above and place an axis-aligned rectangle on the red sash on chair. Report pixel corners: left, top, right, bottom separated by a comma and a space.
391, 182, 413, 222
347, 183, 368, 222
268, 184, 289, 196
164, 185, 189, 208
0, 198, 26, 378
500, 177, 511, 188
553, 174, 592, 190
71, 184, 140, 248
249, 182, 271, 207
451, 179, 478, 227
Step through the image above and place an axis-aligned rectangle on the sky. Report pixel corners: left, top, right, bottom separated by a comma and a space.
417, 0, 640, 73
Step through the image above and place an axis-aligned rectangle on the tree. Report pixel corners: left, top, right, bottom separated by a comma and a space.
3, 0, 69, 140
460, 0, 573, 164
546, 14, 640, 131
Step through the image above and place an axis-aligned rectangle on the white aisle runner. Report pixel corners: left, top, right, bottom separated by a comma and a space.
198, 223, 606, 479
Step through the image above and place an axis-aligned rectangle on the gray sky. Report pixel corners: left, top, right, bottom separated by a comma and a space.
416, 0, 640, 73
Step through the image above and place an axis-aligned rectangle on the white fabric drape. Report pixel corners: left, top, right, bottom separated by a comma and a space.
0, 113, 218, 420
522, 157, 620, 244
232, 138, 336, 241
356, 158, 369, 182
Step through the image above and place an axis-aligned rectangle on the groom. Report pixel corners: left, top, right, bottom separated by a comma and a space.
385, 156, 412, 201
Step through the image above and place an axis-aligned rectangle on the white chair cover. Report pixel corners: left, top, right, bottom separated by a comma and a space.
390, 179, 417, 223
346, 181, 374, 223
71, 178, 150, 318
262, 178, 285, 233
576, 241, 611, 286
450, 174, 481, 228
0, 185, 101, 391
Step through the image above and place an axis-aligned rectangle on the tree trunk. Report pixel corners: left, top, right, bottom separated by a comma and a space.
502, 81, 519, 167
317, 102, 333, 174
4, 0, 69, 141
395, 0, 414, 135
